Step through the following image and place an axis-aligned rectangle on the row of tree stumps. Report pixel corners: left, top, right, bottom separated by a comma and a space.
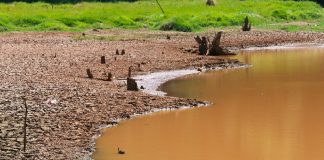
86, 51, 138, 91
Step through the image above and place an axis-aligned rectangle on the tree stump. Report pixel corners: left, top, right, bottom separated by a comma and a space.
101, 56, 106, 64
86, 69, 93, 79
209, 32, 226, 55
242, 16, 251, 31
195, 32, 233, 56
107, 72, 112, 81
194, 36, 209, 55
126, 66, 138, 91
127, 78, 139, 91
206, 0, 215, 6
121, 49, 126, 55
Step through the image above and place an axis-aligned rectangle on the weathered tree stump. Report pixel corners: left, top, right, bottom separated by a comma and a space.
209, 32, 226, 55
86, 69, 93, 79
195, 32, 233, 56
107, 72, 112, 81
127, 78, 139, 91
194, 36, 209, 55
127, 66, 138, 91
206, 0, 215, 6
242, 16, 251, 31
101, 56, 106, 64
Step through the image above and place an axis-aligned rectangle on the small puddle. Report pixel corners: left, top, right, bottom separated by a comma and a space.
93, 47, 324, 160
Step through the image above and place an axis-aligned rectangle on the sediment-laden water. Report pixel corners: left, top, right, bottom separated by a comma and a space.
93, 47, 324, 160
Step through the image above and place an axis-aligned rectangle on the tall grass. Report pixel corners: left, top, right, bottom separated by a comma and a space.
0, 0, 323, 32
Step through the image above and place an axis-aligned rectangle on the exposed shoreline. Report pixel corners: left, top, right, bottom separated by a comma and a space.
1, 30, 324, 160
89, 43, 324, 159
87, 61, 248, 160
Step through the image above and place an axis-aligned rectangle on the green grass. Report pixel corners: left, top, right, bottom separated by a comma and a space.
0, 0, 323, 32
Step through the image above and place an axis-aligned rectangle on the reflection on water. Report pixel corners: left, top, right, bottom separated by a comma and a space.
93, 48, 324, 160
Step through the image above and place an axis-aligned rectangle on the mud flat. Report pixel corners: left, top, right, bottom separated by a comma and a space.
0, 30, 324, 159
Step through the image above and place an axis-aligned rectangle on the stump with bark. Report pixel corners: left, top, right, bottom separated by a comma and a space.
194, 36, 208, 55
195, 32, 233, 56
127, 78, 139, 91
242, 16, 251, 31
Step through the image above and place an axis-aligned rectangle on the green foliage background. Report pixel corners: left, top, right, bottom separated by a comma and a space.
0, 0, 323, 32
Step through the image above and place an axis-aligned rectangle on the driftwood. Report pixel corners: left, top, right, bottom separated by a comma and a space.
195, 32, 233, 56
242, 16, 251, 31
206, 0, 215, 6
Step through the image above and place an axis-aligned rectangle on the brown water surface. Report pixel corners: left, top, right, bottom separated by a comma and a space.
93, 48, 324, 160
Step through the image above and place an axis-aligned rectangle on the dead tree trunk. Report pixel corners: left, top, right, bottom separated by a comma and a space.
242, 16, 251, 31
206, 0, 215, 6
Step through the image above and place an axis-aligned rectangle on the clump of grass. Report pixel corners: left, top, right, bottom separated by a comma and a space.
159, 17, 196, 32
0, 0, 322, 32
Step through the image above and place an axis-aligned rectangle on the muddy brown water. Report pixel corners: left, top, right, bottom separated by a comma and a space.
93, 47, 324, 160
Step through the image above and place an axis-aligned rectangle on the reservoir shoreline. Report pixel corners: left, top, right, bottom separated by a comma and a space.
90, 43, 324, 160
0, 30, 324, 160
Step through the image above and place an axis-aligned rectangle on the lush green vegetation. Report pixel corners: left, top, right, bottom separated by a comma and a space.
0, 0, 323, 32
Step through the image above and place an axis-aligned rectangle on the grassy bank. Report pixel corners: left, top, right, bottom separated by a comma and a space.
0, 0, 323, 32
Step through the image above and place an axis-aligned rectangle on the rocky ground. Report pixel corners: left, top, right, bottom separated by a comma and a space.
1, 30, 324, 160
